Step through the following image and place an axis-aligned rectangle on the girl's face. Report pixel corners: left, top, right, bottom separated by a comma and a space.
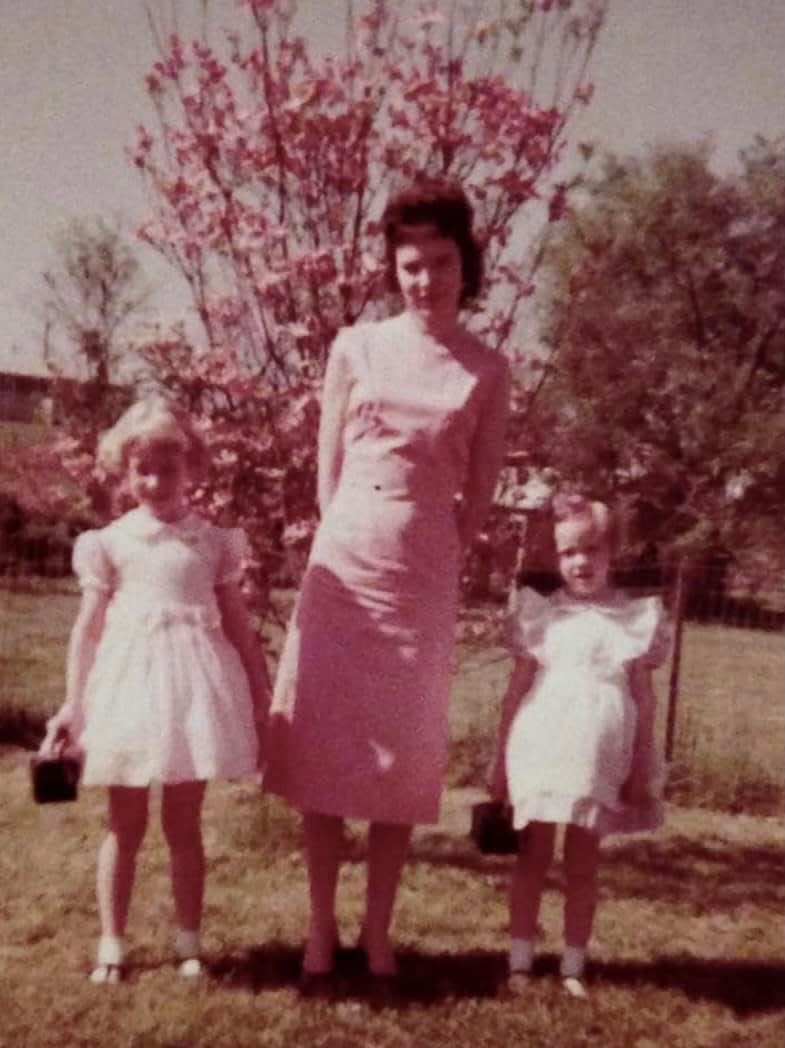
394, 224, 463, 327
127, 440, 190, 520
555, 518, 612, 599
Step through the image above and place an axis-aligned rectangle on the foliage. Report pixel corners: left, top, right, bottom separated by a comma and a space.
116, 0, 604, 610
21, 219, 150, 521
523, 138, 785, 585
136, 0, 604, 368
41, 217, 151, 385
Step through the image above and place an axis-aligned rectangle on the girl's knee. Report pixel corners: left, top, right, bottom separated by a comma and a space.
518, 822, 556, 872
564, 826, 601, 888
161, 782, 205, 849
107, 787, 149, 852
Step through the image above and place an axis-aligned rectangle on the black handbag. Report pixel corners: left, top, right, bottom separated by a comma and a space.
30, 755, 81, 804
470, 800, 518, 855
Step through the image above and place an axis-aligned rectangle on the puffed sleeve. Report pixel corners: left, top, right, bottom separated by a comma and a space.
72, 530, 114, 592
216, 527, 250, 586
505, 586, 552, 660
621, 596, 672, 667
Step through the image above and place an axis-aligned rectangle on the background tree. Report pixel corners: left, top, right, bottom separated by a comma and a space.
1, 220, 150, 526
524, 137, 785, 590
36, 218, 153, 517
41, 217, 150, 387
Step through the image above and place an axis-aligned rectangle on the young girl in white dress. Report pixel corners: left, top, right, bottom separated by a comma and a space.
40, 397, 271, 983
490, 494, 670, 999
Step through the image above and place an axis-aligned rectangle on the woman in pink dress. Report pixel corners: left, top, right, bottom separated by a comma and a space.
265, 180, 510, 982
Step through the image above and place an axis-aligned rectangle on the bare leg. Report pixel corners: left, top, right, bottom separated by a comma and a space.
563, 824, 601, 949
510, 821, 556, 940
362, 821, 413, 976
96, 786, 150, 940
161, 780, 207, 938
302, 811, 344, 974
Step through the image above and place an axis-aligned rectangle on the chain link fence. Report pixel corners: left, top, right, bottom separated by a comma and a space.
2, 542, 783, 812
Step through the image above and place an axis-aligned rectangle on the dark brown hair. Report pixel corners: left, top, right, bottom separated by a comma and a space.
381, 178, 483, 304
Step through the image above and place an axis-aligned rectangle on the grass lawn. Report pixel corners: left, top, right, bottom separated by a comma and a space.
1, 587, 784, 1044
1, 748, 783, 1047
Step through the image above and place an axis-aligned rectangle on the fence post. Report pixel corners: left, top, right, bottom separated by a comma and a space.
665, 559, 688, 763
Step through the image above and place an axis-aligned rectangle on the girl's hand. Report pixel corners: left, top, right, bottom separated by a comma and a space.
39, 707, 76, 758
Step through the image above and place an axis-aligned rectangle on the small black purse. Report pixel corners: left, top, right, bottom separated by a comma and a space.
30, 755, 81, 804
470, 800, 518, 855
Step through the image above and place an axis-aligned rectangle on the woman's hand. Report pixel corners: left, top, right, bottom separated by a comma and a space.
252, 696, 270, 769
620, 764, 652, 806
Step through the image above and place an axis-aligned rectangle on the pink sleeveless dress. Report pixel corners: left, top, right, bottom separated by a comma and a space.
265, 313, 509, 824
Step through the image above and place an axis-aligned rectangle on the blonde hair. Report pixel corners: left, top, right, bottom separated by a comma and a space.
552, 493, 617, 550
97, 396, 208, 478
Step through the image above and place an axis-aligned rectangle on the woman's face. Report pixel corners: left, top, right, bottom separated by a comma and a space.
394, 223, 463, 326
127, 440, 189, 521
555, 518, 611, 599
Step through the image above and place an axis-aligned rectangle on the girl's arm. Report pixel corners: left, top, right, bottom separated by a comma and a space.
456, 359, 510, 550
622, 659, 658, 803
216, 581, 272, 726
317, 338, 353, 516
489, 653, 538, 801
41, 587, 111, 755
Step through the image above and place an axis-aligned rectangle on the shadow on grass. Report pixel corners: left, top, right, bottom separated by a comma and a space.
208, 943, 785, 1015
209, 941, 503, 1003
408, 831, 785, 913
594, 955, 785, 1016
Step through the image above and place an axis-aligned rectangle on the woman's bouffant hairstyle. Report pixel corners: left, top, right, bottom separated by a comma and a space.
97, 396, 209, 480
381, 178, 483, 305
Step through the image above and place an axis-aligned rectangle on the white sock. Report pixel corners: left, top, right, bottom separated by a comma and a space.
509, 938, 535, 973
96, 935, 124, 966
174, 928, 201, 960
560, 944, 586, 979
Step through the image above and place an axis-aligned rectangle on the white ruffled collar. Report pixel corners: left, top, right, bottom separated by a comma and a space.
551, 587, 640, 619
114, 506, 206, 542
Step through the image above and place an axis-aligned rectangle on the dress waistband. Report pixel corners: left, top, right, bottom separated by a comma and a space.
107, 600, 222, 633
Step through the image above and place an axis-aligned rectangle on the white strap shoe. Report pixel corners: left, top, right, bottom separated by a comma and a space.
563, 975, 588, 999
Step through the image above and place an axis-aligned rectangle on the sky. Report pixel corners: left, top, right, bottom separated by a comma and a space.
1, 0, 783, 375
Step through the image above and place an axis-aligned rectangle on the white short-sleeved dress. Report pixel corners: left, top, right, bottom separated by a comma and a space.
505, 586, 670, 838
73, 506, 259, 786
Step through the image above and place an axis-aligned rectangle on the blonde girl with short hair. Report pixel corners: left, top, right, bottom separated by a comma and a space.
490, 494, 670, 998
41, 396, 271, 983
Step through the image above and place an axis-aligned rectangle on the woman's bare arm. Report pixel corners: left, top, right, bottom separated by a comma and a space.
317, 339, 353, 516
456, 359, 510, 549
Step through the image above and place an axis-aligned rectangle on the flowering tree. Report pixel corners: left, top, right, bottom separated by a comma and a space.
135, 0, 604, 368
28, 0, 605, 613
